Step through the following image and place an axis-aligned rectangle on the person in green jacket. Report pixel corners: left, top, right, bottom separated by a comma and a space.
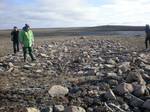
19, 24, 36, 62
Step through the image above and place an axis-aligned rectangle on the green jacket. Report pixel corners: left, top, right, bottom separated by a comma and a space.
19, 30, 34, 47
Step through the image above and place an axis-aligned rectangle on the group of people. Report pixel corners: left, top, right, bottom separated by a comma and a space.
11, 24, 36, 62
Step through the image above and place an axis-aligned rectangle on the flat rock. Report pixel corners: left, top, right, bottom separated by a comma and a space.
27, 107, 40, 112
23, 65, 32, 69
107, 72, 118, 79
40, 53, 49, 58
125, 93, 144, 107
104, 64, 115, 68
48, 85, 69, 97
143, 99, 150, 110
65, 106, 86, 112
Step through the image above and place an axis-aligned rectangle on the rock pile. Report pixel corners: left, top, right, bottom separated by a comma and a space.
0, 38, 150, 112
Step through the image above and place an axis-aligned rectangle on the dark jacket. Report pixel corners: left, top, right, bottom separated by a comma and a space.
145, 25, 150, 38
11, 30, 19, 42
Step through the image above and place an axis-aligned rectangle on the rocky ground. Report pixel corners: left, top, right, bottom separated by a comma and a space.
0, 37, 150, 112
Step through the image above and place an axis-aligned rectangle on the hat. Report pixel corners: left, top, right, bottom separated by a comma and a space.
25, 24, 30, 28
14, 26, 17, 28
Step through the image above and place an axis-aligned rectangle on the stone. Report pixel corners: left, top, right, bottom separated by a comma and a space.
41, 107, 53, 112
7, 67, 14, 72
87, 107, 93, 112
108, 103, 126, 112
99, 64, 104, 69
107, 59, 116, 65
84, 69, 96, 76
23, 65, 32, 69
132, 83, 146, 96
117, 69, 123, 75
142, 73, 150, 80
121, 103, 129, 110
104, 64, 115, 68
144, 64, 150, 71
139, 53, 146, 58
78, 71, 84, 75
99, 57, 105, 62
125, 93, 144, 107
40, 53, 49, 58
107, 72, 118, 79
96, 72, 105, 77
143, 99, 150, 110
48, 85, 69, 97
119, 62, 130, 72
54, 105, 64, 112
27, 107, 40, 112
35, 69, 43, 73
108, 79, 118, 86
8, 62, 14, 67
116, 82, 134, 95
126, 71, 146, 85
65, 106, 86, 112
104, 89, 116, 100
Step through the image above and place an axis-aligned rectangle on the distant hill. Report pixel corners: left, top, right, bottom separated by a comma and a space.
0, 25, 145, 37
85, 25, 145, 31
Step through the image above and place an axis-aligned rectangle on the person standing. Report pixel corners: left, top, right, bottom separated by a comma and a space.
19, 24, 36, 62
145, 24, 150, 49
11, 26, 19, 54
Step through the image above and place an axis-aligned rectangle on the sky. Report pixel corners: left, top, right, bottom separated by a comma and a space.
0, 0, 150, 29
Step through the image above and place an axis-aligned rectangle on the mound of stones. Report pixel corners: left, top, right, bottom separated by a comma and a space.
0, 37, 150, 112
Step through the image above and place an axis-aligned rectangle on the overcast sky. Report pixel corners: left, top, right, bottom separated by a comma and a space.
0, 0, 150, 29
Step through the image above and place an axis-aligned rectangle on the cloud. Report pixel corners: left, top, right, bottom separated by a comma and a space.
0, 0, 150, 29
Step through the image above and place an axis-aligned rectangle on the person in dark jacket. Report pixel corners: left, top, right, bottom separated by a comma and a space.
11, 26, 19, 54
145, 24, 150, 49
